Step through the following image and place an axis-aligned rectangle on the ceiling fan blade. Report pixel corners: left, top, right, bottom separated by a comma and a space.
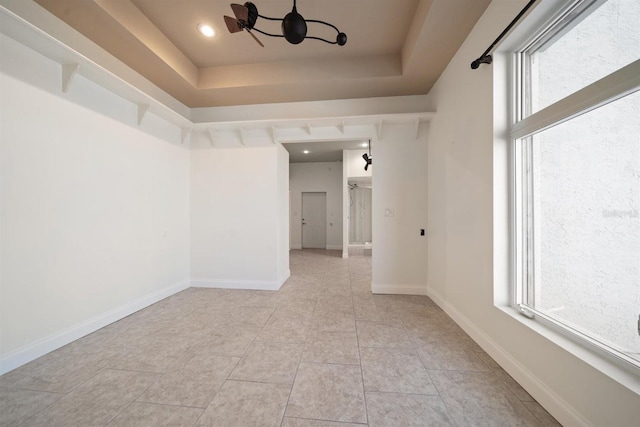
224, 15, 243, 33
246, 29, 264, 47
362, 153, 369, 161
364, 163, 369, 171
230, 3, 249, 22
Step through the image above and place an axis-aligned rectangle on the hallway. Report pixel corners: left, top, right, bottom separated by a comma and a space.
0, 250, 559, 426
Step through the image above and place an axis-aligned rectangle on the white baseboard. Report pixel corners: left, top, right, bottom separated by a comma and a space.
290, 244, 342, 251
372, 283, 428, 296
0, 280, 190, 376
191, 277, 284, 291
426, 287, 590, 427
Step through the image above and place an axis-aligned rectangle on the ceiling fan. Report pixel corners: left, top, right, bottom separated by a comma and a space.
224, 0, 347, 47
363, 140, 372, 171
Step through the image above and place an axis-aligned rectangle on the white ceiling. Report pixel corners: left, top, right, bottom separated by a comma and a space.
31, 0, 491, 108
283, 139, 369, 163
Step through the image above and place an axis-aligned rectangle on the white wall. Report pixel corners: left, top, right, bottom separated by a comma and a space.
371, 123, 428, 295
425, 1, 640, 425
190, 144, 289, 289
0, 35, 190, 373
342, 150, 350, 258
345, 149, 372, 178
289, 162, 343, 250
276, 144, 290, 281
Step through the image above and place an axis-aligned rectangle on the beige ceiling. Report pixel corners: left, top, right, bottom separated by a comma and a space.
33, 0, 491, 108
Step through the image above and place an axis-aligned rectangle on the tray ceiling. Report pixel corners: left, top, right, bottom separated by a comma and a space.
32, 0, 491, 108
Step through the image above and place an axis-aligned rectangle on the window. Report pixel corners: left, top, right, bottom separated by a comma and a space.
512, 0, 640, 370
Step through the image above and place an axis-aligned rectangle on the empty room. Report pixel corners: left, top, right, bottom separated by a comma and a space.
1, 0, 639, 425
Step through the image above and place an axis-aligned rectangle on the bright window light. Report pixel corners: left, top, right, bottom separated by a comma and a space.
512, 0, 640, 371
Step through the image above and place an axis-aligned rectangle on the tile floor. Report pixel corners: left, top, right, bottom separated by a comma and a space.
0, 249, 561, 426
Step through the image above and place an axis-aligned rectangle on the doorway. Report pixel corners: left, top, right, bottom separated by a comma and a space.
302, 192, 327, 249
348, 182, 372, 245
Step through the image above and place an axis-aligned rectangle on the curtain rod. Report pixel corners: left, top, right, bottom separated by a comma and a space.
470, 0, 538, 69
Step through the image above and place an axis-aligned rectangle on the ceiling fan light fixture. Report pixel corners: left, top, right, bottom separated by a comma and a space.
224, 1, 345, 47
197, 23, 215, 37
336, 32, 347, 46
282, 8, 307, 44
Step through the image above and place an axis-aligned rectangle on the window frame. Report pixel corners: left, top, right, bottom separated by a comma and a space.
510, 0, 640, 374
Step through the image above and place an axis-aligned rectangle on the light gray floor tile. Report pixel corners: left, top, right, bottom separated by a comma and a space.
0, 388, 62, 427
108, 402, 203, 426
22, 369, 159, 426
321, 286, 352, 298
301, 330, 360, 365
107, 344, 189, 374
237, 291, 283, 309
220, 306, 276, 328
279, 286, 321, 300
229, 341, 303, 384
401, 312, 457, 334
195, 380, 290, 426
191, 326, 260, 357
429, 370, 539, 427
137, 353, 240, 408
275, 298, 317, 318
314, 296, 354, 315
411, 330, 483, 353
523, 401, 563, 426
493, 367, 535, 401
1, 250, 546, 427
366, 392, 455, 427
356, 321, 414, 350
417, 347, 492, 372
0, 347, 116, 393
353, 299, 403, 324
258, 315, 311, 343
286, 363, 366, 424
475, 349, 502, 369
311, 309, 356, 332
360, 347, 437, 394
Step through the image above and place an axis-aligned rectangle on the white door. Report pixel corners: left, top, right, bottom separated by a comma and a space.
302, 192, 327, 249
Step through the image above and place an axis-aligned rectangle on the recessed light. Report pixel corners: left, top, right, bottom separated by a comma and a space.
361, 142, 368, 147
303, 150, 310, 154
198, 23, 215, 38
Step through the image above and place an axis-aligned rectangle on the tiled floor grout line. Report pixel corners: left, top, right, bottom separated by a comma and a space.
279, 317, 315, 425
277, 260, 328, 427
14, 389, 66, 427
285, 415, 368, 425
349, 261, 369, 427
398, 299, 463, 427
